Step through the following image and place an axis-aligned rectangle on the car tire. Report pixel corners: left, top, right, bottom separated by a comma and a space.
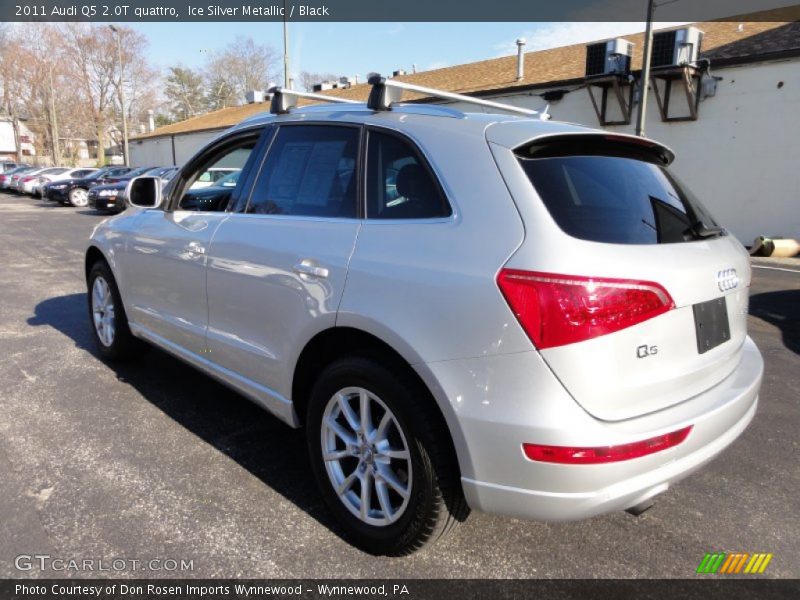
306, 356, 468, 556
87, 260, 147, 361
69, 187, 89, 207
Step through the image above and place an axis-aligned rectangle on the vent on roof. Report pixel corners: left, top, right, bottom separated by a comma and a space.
651, 27, 704, 68
245, 90, 265, 104
585, 38, 633, 77
392, 69, 406, 77
312, 81, 337, 92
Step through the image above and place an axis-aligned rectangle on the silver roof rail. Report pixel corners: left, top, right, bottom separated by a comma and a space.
268, 87, 360, 115
366, 74, 547, 119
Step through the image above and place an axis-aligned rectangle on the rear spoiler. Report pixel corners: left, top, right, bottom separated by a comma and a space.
514, 132, 675, 166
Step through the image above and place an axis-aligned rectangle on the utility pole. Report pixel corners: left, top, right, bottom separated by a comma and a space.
635, 0, 656, 137
12, 115, 22, 164
283, 1, 291, 88
48, 64, 60, 165
109, 24, 130, 165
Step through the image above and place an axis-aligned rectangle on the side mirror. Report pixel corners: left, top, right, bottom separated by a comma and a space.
126, 176, 162, 208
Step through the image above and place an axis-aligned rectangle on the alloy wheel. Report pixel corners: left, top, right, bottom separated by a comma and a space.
71, 188, 89, 207
320, 386, 413, 526
91, 276, 115, 347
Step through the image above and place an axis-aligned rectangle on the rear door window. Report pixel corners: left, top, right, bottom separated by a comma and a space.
247, 125, 359, 218
517, 142, 720, 244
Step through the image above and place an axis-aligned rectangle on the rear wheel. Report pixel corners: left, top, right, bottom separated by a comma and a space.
87, 260, 146, 360
306, 356, 468, 555
69, 187, 89, 207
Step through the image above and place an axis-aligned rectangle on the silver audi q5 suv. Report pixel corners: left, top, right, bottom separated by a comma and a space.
85, 84, 762, 555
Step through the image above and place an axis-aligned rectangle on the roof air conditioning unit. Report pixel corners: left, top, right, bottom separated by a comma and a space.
339, 76, 354, 89
650, 26, 704, 68
312, 81, 336, 92
392, 69, 406, 77
585, 38, 633, 77
245, 90, 265, 104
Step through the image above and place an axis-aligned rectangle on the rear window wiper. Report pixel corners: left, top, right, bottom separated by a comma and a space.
683, 220, 726, 240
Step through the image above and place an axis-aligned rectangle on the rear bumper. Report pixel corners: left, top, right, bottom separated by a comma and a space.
424, 336, 762, 521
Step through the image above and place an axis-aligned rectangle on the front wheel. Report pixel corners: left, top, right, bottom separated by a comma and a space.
306, 357, 468, 555
87, 260, 146, 360
69, 187, 89, 207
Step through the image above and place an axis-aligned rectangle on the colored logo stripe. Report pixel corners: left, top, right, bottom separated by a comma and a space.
720, 553, 748, 573
697, 553, 726, 573
697, 552, 773, 574
744, 553, 773, 574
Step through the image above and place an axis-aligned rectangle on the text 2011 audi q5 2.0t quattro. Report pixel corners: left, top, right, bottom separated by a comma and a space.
84, 78, 762, 555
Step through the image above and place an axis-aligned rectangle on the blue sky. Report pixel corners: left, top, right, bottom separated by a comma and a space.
129, 21, 656, 84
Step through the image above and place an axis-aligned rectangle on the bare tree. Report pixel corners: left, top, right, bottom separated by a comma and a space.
206, 74, 237, 111
0, 24, 66, 164
107, 26, 159, 148
297, 71, 340, 92
61, 24, 117, 165
204, 36, 279, 105
0, 25, 27, 162
56, 24, 156, 165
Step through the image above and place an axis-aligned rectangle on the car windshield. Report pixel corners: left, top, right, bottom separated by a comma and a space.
143, 166, 171, 178
85, 169, 112, 180
213, 170, 241, 187
127, 166, 153, 177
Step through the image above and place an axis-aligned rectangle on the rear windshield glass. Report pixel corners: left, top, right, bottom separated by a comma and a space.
518, 154, 721, 244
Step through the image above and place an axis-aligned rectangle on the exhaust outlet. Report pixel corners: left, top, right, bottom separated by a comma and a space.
625, 500, 655, 516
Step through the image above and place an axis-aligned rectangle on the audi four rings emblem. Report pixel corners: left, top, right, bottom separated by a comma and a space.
716, 268, 739, 292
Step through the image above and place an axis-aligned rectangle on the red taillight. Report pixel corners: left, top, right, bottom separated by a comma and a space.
523, 426, 692, 464
496, 269, 674, 349
21, 176, 33, 183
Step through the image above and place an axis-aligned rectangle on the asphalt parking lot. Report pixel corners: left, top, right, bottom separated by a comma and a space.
0, 192, 798, 579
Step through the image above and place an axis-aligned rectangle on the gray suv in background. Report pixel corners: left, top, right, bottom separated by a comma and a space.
84, 83, 762, 555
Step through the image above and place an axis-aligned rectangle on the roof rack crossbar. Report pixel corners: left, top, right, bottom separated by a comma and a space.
268, 86, 360, 115
367, 74, 544, 118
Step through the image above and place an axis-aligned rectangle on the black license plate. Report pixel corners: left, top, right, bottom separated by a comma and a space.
693, 297, 731, 354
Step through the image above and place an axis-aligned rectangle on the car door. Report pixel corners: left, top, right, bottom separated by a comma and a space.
205, 123, 362, 402
117, 127, 266, 354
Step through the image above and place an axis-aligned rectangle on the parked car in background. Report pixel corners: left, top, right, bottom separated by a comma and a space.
8, 167, 54, 193
89, 166, 177, 214
0, 166, 34, 189
2, 166, 36, 191
33, 168, 98, 198
176, 169, 241, 211
1, 161, 28, 173
46, 166, 131, 207
19, 167, 70, 195
93, 166, 136, 187
189, 166, 239, 189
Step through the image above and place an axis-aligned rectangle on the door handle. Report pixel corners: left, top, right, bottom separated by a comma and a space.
186, 241, 206, 255
293, 260, 329, 279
